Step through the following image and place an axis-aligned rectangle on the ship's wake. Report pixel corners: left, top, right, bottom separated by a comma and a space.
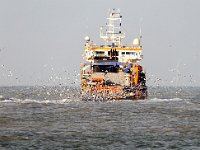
0, 86, 199, 104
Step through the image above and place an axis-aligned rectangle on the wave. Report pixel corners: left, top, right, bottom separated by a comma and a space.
0, 97, 81, 104
146, 97, 183, 102
0, 97, 184, 104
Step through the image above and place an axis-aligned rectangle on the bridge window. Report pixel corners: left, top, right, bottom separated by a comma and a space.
130, 52, 136, 55
95, 51, 104, 54
93, 65, 118, 73
108, 51, 119, 56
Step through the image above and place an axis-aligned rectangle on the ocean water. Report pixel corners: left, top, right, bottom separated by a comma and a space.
0, 86, 199, 150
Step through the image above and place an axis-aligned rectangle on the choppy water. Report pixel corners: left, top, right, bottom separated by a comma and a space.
0, 86, 200, 149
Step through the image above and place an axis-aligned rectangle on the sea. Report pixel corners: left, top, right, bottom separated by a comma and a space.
0, 86, 199, 150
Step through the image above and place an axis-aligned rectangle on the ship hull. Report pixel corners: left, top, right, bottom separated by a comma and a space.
81, 84, 147, 101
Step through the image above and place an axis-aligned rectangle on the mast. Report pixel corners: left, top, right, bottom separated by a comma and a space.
100, 9, 125, 47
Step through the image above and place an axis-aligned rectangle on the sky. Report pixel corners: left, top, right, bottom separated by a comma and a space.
0, 0, 200, 86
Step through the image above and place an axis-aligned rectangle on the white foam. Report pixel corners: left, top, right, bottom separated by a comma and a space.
21, 98, 80, 104
147, 97, 183, 103
0, 97, 81, 104
0, 97, 184, 104
0, 97, 21, 103
0, 95, 4, 99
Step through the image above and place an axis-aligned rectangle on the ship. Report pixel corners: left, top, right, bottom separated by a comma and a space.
81, 9, 147, 100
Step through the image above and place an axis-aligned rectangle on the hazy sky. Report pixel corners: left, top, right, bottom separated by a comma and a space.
0, 0, 200, 86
